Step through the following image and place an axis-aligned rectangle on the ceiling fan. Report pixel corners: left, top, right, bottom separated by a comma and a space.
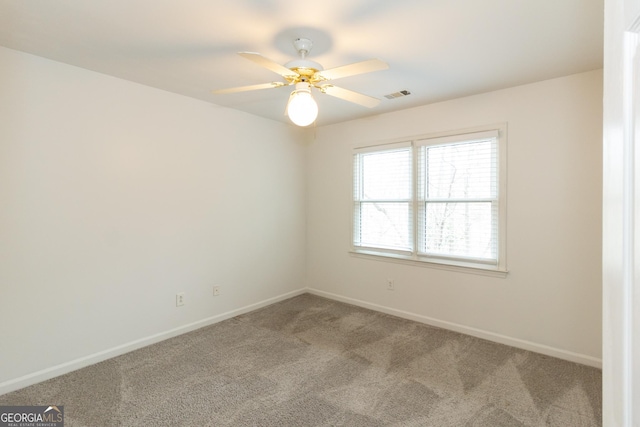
212, 38, 389, 126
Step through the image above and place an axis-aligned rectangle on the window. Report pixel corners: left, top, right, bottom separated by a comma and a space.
353, 142, 413, 252
352, 126, 507, 273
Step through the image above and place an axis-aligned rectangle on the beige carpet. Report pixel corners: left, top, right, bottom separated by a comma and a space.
0, 293, 601, 426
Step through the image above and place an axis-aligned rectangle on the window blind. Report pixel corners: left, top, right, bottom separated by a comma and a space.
351, 127, 505, 272
416, 131, 499, 262
353, 144, 412, 252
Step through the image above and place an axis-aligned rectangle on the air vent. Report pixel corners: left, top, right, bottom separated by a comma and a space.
384, 90, 411, 99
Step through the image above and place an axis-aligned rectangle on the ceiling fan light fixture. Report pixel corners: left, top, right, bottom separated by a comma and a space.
213, 37, 388, 126
287, 82, 318, 127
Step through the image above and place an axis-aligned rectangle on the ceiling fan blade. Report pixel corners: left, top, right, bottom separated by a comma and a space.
212, 82, 287, 94
315, 59, 388, 81
317, 84, 381, 108
238, 52, 299, 79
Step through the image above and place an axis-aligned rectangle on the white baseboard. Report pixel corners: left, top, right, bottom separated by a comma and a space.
1, 286, 600, 396
0, 288, 306, 396
307, 288, 602, 369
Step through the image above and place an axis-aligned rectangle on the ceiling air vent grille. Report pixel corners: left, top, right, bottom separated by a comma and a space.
384, 90, 411, 99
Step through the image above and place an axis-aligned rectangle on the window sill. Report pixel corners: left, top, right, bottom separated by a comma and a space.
349, 249, 508, 278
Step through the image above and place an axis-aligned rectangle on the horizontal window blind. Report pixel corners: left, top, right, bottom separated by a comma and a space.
352, 127, 505, 272
417, 132, 499, 262
353, 144, 412, 252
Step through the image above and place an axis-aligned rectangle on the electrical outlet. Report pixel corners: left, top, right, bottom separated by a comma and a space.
213, 286, 220, 296
387, 279, 395, 291
176, 292, 185, 307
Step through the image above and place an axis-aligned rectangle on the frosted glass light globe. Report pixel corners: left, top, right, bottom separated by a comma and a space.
287, 83, 318, 127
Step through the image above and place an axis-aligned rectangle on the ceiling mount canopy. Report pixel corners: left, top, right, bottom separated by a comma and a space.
293, 37, 312, 58
212, 37, 389, 127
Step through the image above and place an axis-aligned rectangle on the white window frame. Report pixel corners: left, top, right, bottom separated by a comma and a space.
351, 124, 508, 276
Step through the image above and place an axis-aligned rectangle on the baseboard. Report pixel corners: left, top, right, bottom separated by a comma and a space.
1, 286, 600, 396
307, 288, 602, 369
0, 288, 306, 396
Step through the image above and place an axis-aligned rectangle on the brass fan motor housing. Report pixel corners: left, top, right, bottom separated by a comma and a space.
285, 67, 328, 87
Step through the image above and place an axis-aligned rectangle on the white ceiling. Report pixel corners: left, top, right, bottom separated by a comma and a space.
0, 0, 604, 127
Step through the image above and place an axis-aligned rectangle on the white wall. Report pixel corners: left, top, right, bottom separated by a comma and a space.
0, 44, 603, 395
306, 70, 603, 365
0, 46, 307, 391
